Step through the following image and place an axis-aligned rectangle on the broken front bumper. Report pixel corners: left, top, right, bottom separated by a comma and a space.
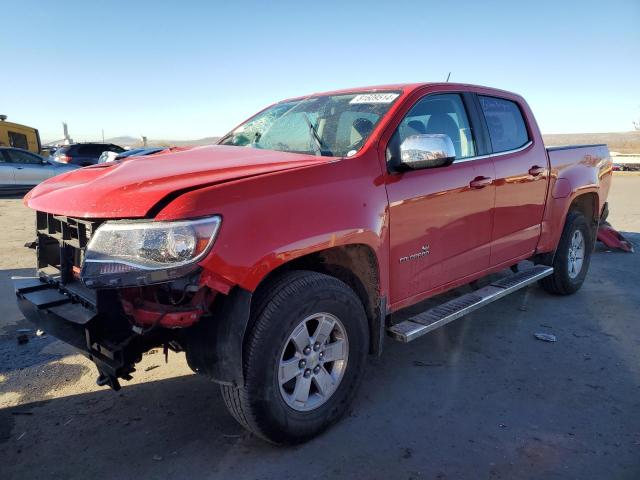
13, 277, 158, 390
14, 276, 254, 389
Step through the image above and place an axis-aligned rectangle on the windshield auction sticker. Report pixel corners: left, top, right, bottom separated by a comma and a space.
349, 93, 399, 104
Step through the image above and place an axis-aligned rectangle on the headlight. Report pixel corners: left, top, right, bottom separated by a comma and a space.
81, 216, 221, 288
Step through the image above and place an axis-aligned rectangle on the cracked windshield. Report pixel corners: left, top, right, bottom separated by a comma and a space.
219, 92, 401, 157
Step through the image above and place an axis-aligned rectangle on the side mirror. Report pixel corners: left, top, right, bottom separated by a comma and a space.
399, 134, 456, 170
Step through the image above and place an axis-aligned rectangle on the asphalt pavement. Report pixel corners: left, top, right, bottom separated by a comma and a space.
1, 175, 639, 479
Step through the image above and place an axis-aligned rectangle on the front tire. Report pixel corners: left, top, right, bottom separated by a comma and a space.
221, 271, 369, 444
539, 211, 593, 295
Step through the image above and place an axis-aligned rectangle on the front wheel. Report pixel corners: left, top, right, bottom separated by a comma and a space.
221, 271, 369, 444
539, 211, 593, 295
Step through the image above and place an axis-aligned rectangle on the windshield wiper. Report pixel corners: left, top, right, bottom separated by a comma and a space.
302, 113, 323, 156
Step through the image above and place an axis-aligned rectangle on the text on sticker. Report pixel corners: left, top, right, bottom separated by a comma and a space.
350, 93, 399, 104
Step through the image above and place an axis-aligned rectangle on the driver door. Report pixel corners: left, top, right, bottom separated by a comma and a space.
385, 93, 496, 305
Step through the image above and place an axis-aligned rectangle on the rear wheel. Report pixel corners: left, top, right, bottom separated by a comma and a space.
221, 271, 369, 444
539, 211, 593, 295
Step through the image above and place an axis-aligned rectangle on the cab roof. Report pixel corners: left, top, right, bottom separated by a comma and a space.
280, 82, 522, 103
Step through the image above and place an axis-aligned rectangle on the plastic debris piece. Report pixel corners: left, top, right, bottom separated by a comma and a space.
36, 329, 45, 336
153, 454, 163, 461
413, 360, 444, 367
534, 332, 557, 342
597, 222, 634, 253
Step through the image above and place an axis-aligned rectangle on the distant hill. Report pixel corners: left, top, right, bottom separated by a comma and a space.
543, 131, 640, 154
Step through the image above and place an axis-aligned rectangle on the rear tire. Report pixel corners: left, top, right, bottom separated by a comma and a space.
539, 211, 593, 295
221, 270, 369, 444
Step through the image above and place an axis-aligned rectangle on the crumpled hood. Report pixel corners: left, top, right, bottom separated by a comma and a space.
25, 145, 334, 218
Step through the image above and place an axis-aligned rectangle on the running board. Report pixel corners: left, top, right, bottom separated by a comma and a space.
387, 265, 554, 343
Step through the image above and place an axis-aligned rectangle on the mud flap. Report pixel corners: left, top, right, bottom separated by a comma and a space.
183, 287, 252, 387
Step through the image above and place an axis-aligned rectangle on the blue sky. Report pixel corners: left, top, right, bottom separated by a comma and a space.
3, 0, 639, 141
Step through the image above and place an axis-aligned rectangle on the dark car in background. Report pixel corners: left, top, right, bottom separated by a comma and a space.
0, 147, 77, 193
53, 143, 125, 166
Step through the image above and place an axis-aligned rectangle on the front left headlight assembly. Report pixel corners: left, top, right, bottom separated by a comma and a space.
81, 216, 221, 288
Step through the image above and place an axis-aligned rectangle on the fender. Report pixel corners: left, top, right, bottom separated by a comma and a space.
155, 150, 391, 296
536, 144, 611, 254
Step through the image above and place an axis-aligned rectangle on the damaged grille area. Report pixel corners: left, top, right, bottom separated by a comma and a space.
36, 211, 102, 286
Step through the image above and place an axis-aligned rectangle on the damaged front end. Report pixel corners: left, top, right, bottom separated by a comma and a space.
14, 211, 249, 390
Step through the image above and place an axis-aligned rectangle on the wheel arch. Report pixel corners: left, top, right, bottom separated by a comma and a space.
536, 189, 600, 266
250, 243, 385, 356
569, 191, 600, 227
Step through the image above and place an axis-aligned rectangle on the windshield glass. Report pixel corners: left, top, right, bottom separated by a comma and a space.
218, 91, 401, 157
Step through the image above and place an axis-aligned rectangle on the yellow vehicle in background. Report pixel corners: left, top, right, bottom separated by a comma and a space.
0, 115, 42, 154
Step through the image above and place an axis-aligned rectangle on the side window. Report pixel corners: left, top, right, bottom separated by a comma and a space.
393, 94, 476, 161
478, 96, 529, 153
8, 131, 29, 150
6, 150, 44, 165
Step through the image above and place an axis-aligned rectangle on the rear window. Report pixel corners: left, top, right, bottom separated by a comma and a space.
479, 96, 529, 153
76, 144, 111, 156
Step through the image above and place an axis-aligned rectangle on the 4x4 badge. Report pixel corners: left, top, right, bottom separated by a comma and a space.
399, 245, 430, 263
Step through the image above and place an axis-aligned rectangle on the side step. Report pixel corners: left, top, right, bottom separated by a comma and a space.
387, 265, 553, 343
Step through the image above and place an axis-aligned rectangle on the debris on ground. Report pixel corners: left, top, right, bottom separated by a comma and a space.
152, 454, 163, 461
36, 329, 45, 336
145, 365, 159, 372
17, 334, 29, 345
413, 360, 444, 367
534, 332, 557, 342
402, 447, 413, 459
597, 222, 634, 253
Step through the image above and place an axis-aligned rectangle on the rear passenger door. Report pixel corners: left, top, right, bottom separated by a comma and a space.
478, 95, 548, 266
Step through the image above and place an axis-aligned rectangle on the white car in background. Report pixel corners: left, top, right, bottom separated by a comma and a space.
0, 147, 77, 193
98, 147, 167, 163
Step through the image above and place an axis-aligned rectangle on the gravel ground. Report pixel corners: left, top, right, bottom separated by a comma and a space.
1, 175, 639, 479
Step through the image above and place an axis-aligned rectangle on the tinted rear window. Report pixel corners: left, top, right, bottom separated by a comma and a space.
76, 144, 110, 156
479, 96, 529, 153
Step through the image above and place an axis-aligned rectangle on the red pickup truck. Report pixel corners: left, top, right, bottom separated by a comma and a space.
15, 83, 612, 444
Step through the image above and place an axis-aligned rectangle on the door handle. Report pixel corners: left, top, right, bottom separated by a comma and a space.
469, 176, 492, 189
528, 165, 545, 176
